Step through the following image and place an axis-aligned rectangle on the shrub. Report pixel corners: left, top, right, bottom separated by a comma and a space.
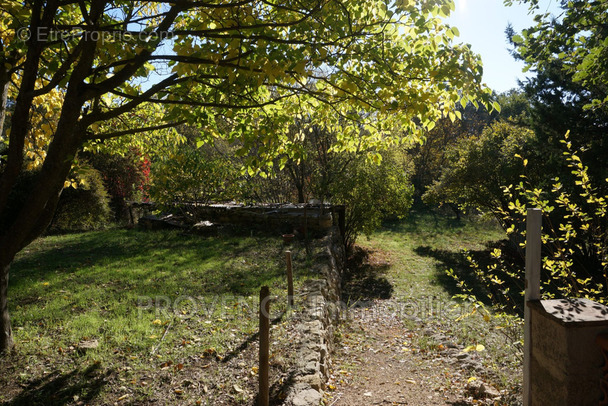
326, 149, 414, 250
87, 150, 149, 223
449, 132, 608, 313
149, 142, 241, 208
423, 121, 539, 221
49, 165, 112, 233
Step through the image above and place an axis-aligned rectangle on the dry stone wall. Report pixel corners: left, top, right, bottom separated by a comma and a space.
283, 229, 344, 406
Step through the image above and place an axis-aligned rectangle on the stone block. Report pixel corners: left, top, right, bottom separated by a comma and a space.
529, 298, 608, 406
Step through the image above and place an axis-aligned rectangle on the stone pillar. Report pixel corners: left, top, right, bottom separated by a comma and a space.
528, 298, 608, 406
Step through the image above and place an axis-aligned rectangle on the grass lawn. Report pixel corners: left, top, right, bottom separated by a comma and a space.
343, 211, 524, 397
1, 228, 323, 405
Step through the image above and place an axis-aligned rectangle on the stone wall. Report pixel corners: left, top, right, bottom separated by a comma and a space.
283, 229, 344, 406
133, 202, 345, 234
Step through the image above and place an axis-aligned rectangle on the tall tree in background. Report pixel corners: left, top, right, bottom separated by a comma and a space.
0, 0, 493, 353
410, 102, 494, 209
506, 0, 608, 187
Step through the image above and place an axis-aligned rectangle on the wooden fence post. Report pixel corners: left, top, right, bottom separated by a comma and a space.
524, 208, 542, 406
285, 251, 294, 307
259, 286, 270, 406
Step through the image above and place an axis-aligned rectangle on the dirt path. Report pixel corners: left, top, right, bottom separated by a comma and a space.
323, 297, 506, 406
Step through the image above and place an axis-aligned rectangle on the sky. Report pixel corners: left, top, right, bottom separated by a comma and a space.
446, 0, 562, 94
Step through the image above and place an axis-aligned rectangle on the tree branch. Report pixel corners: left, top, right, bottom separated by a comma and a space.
80, 74, 181, 126
87, 120, 186, 141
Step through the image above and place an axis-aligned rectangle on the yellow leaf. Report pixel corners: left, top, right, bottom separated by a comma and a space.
294, 60, 306, 76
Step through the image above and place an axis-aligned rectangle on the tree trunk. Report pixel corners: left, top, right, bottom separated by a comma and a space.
0, 80, 9, 137
0, 262, 13, 353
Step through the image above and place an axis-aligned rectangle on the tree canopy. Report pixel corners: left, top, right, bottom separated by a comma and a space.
507, 0, 608, 112
506, 0, 608, 193
0, 0, 493, 352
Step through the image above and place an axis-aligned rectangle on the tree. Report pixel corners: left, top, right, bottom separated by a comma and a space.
0, 0, 492, 352
264, 122, 414, 250
449, 132, 608, 313
507, 0, 608, 112
506, 0, 608, 190
328, 147, 414, 250
410, 101, 494, 210
423, 120, 538, 226
149, 136, 241, 208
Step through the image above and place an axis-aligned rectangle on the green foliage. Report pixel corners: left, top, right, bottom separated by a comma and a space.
506, 1, 608, 191
410, 102, 495, 206
0, 0, 496, 240
423, 120, 537, 219
49, 165, 112, 233
509, 0, 608, 113
449, 133, 608, 312
239, 122, 415, 249
494, 89, 531, 124
0, 0, 496, 354
329, 149, 414, 250
149, 140, 241, 208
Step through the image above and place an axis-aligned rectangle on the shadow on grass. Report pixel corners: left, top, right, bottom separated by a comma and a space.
10, 228, 305, 301
382, 209, 467, 235
221, 313, 285, 365
341, 246, 393, 304
414, 241, 525, 315
2, 363, 109, 406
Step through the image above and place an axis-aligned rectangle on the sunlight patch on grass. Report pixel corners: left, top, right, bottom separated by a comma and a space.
3, 228, 322, 404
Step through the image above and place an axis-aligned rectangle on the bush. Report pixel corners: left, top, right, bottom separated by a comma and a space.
423, 121, 539, 220
149, 141, 241, 208
87, 151, 149, 223
48, 165, 112, 233
326, 149, 414, 250
449, 132, 608, 313
238, 123, 415, 250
